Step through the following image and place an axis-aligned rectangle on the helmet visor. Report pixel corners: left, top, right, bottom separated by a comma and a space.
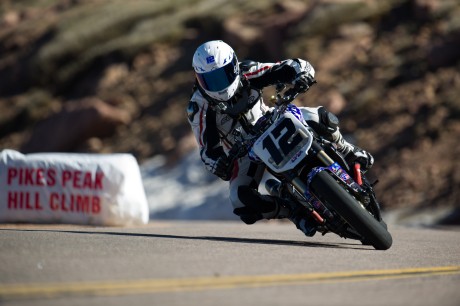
196, 55, 238, 93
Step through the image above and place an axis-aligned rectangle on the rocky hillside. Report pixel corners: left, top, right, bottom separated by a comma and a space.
1, 0, 459, 221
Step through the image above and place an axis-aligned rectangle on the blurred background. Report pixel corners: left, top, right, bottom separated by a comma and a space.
0, 0, 459, 224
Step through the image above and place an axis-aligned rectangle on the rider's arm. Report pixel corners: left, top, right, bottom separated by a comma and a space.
187, 91, 226, 175
241, 59, 315, 89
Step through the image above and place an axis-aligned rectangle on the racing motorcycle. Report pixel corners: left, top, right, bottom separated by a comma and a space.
227, 82, 393, 250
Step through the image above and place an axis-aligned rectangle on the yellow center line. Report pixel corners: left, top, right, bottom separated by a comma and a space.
1, 266, 459, 299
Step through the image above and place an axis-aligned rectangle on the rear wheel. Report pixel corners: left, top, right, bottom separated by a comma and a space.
309, 171, 392, 250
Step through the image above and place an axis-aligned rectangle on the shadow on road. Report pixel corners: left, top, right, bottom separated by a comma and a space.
1, 228, 369, 250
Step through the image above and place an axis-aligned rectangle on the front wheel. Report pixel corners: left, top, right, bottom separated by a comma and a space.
309, 171, 393, 250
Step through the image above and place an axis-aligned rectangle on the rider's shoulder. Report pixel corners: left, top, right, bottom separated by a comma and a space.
190, 89, 208, 106
187, 91, 206, 123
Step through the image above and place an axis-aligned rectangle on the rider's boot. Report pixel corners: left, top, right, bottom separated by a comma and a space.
330, 129, 374, 171
235, 185, 318, 238
263, 196, 317, 237
234, 185, 291, 223
287, 204, 317, 237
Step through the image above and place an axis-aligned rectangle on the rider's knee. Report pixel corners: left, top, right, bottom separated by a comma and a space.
305, 106, 339, 140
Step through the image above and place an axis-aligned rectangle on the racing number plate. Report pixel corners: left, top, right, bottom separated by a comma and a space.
253, 112, 313, 173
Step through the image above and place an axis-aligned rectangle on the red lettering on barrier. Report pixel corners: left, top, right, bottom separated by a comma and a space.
7, 192, 17, 209
48, 169, 56, 187
48, 193, 101, 214
95, 172, 103, 189
7, 192, 43, 210
82, 172, 92, 189
35, 193, 43, 210
73, 170, 82, 188
61, 194, 69, 211
60, 170, 104, 190
62, 170, 72, 187
24, 192, 32, 209
92, 196, 101, 214
50, 193, 59, 211
7, 168, 58, 186
75, 194, 90, 212
36, 168, 45, 186
7, 168, 17, 185
24, 168, 34, 185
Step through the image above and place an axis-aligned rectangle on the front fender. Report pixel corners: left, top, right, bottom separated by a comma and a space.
307, 162, 364, 195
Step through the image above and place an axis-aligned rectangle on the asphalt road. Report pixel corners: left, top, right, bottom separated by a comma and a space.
1, 221, 459, 306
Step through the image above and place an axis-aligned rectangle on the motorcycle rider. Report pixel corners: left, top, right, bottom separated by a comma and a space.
187, 40, 374, 237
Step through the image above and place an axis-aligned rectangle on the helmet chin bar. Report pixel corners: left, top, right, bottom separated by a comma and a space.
203, 78, 261, 118
208, 80, 243, 115
222, 86, 261, 118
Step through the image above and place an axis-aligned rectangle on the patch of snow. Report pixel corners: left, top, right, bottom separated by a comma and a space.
141, 151, 239, 221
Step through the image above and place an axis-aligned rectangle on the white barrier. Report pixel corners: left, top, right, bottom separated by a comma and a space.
0, 150, 149, 226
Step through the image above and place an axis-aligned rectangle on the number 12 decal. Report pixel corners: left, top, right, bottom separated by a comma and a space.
262, 118, 303, 164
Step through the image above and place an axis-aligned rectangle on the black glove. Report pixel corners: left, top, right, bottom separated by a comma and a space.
212, 155, 233, 181
293, 72, 316, 93
345, 147, 374, 172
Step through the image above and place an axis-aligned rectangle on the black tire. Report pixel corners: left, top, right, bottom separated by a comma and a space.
310, 171, 393, 250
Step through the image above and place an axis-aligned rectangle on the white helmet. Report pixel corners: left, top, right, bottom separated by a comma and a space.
193, 40, 240, 102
